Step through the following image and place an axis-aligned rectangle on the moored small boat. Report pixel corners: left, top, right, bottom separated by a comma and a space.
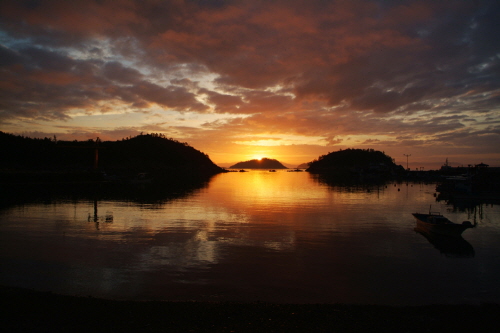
412, 210, 475, 236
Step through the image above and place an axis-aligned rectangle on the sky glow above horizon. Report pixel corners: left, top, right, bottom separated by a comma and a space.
1, 0, 499, 169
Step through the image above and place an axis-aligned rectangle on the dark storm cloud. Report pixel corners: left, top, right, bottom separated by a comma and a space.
103, 61, 143, 84
2, 1, 499, 113
1, 46, 102, 120
0, 44, 23, 66
126, 81, 208, 112
0, 43, 207, 122
199, 88, 245, 113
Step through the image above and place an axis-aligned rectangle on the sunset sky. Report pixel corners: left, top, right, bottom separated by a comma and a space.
1, 0, 499, 169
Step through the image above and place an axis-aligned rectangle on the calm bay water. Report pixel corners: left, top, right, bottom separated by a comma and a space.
1, 171, 499, 305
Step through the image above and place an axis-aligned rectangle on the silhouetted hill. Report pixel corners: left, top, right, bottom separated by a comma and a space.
101, 134, 223, 175
307, 148, 404, 180
0, 132, 224, 181
230, 158, 288, 169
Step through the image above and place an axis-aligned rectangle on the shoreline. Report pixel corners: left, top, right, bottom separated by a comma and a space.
2, 286, 498, 332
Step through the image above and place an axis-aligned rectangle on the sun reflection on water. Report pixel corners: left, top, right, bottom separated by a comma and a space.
1, 171, 500, 304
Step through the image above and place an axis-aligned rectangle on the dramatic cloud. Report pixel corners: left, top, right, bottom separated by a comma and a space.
1, 0, 499, 168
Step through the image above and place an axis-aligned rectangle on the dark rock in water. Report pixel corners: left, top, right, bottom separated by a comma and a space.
230, 158, 288, 169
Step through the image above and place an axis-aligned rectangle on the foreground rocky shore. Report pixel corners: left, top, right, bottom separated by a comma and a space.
1, 286, 498, 332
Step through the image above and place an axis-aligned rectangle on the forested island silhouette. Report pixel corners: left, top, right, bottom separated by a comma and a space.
230, 158, 287, 169
307, 148, 401, 172
0, 131, 223, 180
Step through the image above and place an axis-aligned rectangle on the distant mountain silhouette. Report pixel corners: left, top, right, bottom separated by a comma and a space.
307, 148, 404, 179
297, 163, 309, 169
230, 158, 288, 169
0, 132, 224, 181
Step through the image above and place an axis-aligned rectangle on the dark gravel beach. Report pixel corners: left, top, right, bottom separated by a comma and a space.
1, 286, 498, 332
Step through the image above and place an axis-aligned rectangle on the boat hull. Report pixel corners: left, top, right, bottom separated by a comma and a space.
415, 220, 469, 236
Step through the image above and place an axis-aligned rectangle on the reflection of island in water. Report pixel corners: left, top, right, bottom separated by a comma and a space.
414, 227, 475, 258
309, 173, 393, 192
1, 174, 214, 210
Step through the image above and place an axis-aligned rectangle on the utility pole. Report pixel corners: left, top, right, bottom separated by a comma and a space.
403, 154, 411, 170
94, 137, 101, 170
